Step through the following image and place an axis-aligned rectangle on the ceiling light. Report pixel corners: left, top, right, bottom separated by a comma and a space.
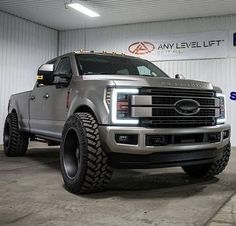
68, 3, 100, 17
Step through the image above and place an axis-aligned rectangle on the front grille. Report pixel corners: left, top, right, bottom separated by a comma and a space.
152, 108, 216, 117
152, 96, 216, 106
134, 88, 219, 128
141, 117, 216, 128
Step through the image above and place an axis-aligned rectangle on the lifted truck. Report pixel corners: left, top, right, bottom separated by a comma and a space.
3, 52, 231, 194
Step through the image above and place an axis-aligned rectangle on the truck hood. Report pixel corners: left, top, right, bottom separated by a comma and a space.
84, 75, 214, 90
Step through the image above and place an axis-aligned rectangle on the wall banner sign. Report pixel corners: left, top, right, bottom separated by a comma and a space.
127, 31, 228, 61
229, 30, 236, 57
230, 92, 236, 101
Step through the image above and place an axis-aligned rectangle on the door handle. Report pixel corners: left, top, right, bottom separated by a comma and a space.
30, 95, 35, 101
43, 94, 49, 99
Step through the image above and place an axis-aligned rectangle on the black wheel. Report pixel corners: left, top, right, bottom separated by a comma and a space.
182, 143, 231, 178
60, 112, 113, 194
3, 112, 29, 157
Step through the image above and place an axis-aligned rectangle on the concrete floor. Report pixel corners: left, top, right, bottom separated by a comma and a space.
0, 143, 236, 226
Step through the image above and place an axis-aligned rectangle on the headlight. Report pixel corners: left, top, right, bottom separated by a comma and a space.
110, 88, 139, 124
216, 93, 226, 124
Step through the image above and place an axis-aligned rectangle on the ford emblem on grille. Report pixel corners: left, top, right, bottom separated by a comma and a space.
175, 99, 200, 115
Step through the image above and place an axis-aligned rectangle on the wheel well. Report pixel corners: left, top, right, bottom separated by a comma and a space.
11, 109, 17, 114
73, 106, 96, 118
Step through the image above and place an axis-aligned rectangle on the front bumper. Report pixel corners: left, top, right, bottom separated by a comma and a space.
99, 124, 230, 168
99, 124, 230, 155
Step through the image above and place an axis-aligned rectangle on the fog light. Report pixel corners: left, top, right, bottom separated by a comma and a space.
115, 134, 138, 145
207, 133, 221, 143
223, 130, 230, 139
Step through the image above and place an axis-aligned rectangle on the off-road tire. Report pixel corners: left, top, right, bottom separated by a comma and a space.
3, 112, 29, 157
182, 143, 231, 178
60, 112, 113, 194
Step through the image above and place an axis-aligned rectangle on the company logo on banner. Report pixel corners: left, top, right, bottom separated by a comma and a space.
128, 41, 155, 55
127, 31, 228, 61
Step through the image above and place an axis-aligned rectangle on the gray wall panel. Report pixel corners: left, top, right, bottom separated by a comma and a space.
0, 11, 57, 144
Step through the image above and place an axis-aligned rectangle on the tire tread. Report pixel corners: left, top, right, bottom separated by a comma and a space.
182, 143, 231, 178
61, 112, 112, 194
4, 112, 29, 157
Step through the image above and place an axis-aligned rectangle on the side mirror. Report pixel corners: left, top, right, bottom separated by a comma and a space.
175, 74, 185, 79
53, 72, 72, 88
37, 64, 54, 85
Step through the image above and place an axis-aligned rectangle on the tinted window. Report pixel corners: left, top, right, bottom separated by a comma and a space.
55, 57, 72, 76
76, 54, 168, 78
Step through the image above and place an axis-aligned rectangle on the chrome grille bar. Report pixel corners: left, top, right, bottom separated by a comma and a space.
132, 95, 219, 107
132, 107, 220, 118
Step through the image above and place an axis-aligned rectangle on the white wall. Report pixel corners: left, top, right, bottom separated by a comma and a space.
0, 11, 58, 144
59, 15, 236, 54
59, 15, 236, 146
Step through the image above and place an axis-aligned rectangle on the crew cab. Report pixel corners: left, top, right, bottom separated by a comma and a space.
3, 52, 231, 194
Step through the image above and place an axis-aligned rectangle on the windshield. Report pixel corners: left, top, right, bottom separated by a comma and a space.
76, 54, 169, 78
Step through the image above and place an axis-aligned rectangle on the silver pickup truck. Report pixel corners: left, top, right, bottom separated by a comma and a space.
3, 52, 231, 194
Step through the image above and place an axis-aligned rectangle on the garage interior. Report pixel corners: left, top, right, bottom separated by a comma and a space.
1, 0, 236, 225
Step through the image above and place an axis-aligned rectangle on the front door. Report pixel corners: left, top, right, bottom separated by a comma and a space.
42, 56, 73, 139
